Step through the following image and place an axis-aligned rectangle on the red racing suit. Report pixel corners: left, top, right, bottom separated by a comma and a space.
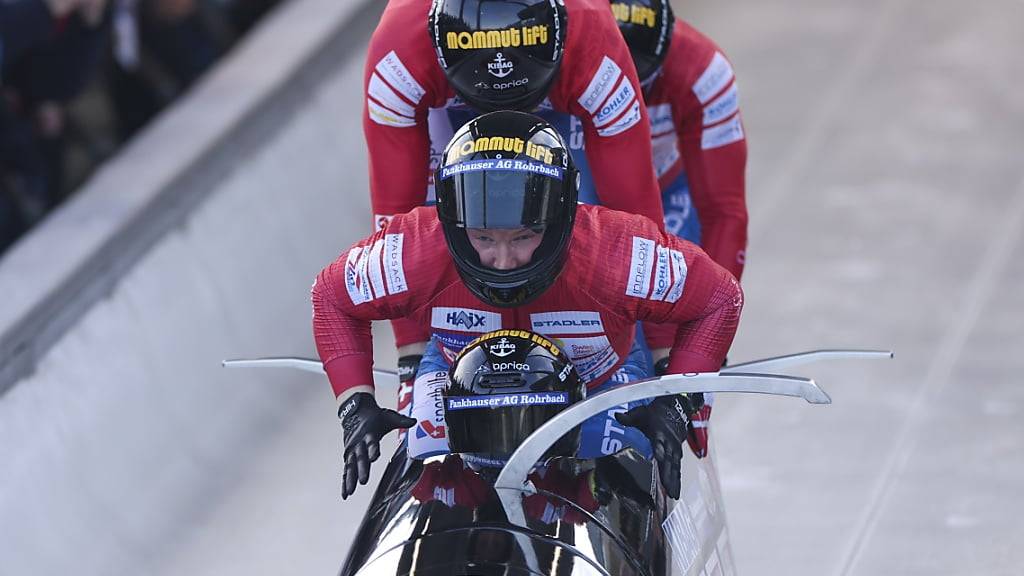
641, 20, 749, 351
362, 0, 667, 347
647, 20, 748, 281
312, 205, 743, 400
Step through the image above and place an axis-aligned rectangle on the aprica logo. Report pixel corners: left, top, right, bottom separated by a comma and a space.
417, 419, 446, 439
489, 337, 517, 357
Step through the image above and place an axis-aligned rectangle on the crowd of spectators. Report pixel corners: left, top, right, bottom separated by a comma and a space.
1, 0, 282, 254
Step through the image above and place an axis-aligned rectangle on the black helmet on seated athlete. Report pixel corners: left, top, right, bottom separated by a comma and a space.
434, 110, 579, 308
428, 0, 567, 113
610, 0, 674, 86
444, 330, 584, 459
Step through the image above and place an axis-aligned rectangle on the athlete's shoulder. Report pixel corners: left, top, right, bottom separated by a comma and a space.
661, 20, 735, 104
571, 205, 692, 305
338, 207, 453, 307
365, 0, 446, 115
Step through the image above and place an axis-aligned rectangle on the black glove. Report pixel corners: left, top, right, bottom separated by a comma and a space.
614, 395, 691, 499
339, 392, 415, 500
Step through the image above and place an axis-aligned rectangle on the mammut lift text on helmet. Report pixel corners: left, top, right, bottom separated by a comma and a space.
444, 330, 585, 459
434, 111, 579, 308
610, 0, 673, 86
429, 0, 567, 112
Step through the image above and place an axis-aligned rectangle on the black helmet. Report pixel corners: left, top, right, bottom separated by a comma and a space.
435, 111, 578, 308
444, 330, 585, 459
610, 0, 674, 85
429, 0, 568, 113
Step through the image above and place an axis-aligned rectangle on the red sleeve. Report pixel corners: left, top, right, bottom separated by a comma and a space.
667, 22, 748, 279
311, 211, 444, 397
617, 222, 743, 373
550, 1, 665, 230
363, 0, 450, 228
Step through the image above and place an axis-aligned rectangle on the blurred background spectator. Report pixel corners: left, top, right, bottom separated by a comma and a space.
0, 0, 283, 254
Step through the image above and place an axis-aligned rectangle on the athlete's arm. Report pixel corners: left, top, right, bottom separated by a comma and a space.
555, 7, 665, 229
362, 4, 447, 227
669, 25, 748, 279
312, 224, 422, 401
631, 234, 743, 374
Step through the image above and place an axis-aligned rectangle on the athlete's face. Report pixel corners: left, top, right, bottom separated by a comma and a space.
467, 228, 544, 270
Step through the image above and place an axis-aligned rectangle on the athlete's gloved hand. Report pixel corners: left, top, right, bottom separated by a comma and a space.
653, 356, 711, 458
339, 392, 415, 500
614, 395, 692, 499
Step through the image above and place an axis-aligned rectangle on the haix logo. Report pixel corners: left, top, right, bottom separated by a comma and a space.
487, 52, 514, 78
448, 311, 485, 329
432, 307, 502, 333
489, 337, 516, 357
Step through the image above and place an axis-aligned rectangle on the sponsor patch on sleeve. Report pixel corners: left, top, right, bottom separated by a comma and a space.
368, 72, 416, 118
626, 237, 656, 298
345, 233, 408, 305
692, 52, 734, 105
702, 82, 739, 126
594, 76, 637, 128
368, 99, 417, 127
597, 99, 641, 137
650, 245, 672, 300
578, 56, 623, 114
367, 239, 387, 298
701, 115, 744, 150
374, 50, 425, 105
344, 246, 374, 305
625, 236, 688, 302
383, 233, 408, 295
666, 248, 688, 303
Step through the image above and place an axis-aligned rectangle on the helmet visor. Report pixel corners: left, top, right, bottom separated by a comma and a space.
437, 159, 566, 228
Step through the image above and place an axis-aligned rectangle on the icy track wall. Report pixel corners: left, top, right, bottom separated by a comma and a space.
0, 1, 392, 574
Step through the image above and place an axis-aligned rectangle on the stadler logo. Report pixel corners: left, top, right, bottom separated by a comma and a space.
489, 337, 517, 357
448, 310, 486, 329
533, 319, 601, 329
487, 52, 514, 78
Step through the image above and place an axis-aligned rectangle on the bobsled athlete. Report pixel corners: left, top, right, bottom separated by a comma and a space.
362, 0, 667, 387
612, 0, 750, 453
313, 112, 742, 500
612, 0, 747, 278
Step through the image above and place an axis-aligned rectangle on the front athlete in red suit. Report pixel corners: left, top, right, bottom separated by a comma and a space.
315, 112, 742, 500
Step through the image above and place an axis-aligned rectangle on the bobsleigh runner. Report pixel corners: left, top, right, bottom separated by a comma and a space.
224, 345, 891, 575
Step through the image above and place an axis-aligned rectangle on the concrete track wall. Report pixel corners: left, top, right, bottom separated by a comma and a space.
0, 1, 392, 574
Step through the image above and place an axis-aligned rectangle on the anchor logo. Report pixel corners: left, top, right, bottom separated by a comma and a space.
487, 52, 514, 78
489, 337, 517, 357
